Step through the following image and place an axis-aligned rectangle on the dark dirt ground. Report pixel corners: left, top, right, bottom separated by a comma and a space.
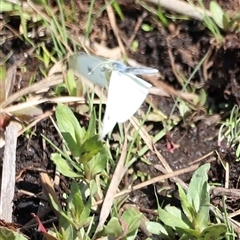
2, 0, 240, 239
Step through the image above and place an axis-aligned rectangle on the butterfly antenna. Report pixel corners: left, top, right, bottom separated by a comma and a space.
88, 62, 104, 75
88, 60, 115, 75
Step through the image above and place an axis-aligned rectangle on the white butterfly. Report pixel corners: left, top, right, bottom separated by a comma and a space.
69, 53, 158, 139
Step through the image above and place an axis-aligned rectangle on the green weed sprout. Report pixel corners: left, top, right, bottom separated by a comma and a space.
145, 164, 227, 239
210, 1, 240, 32
195, 0, 223, 44
198, 1, 240, 44
49, 103, 106, 179
42, 104, 143, 239
218, 105, 240, 161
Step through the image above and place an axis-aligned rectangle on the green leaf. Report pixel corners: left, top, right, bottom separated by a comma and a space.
122, 207, 142, 237
145, 221, 168, 235
69, 181, 91, 228
222, 14, 230, 30
56, 104, 83, 157
187, 163, 210, 213
97, 217, 122, 238
131, 40, 139, 52
198, 89, 207, 107
85, 110, 97, 139
158, 205, 191, 229
87, 150, 107, 178
177, 183, 195, 222
65, 69, 76, 96
236, 143, 240, 161
68, 180, 84, 222
199, 224, 227, 240
0, 65, 6, 81
89, 179, 98, 197
112, 0, 124, 21
79, 135, 103, 163
157, 4, 169, 27
210, 1, 226, 29
51, 153, 82, 178
0, 227, 28, 240
59, 218, 75, 240
164, 205, 193, 228
78, 199, 91, 228
0, 1, 17, 12
141, 23, 154, 32
49, 195, 75, 226
194, 182, 210, 231
0, 65, 7, 103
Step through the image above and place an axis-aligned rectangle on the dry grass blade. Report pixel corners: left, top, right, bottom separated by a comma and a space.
127, 105, 189, 191
153, 145, 188, 190
122, 204, 152, 237
147, 75, 199, 102
0, 121, 22, 222
3, 96, 85, 114
127, 11, 148, 47
94, 163, 201, 207
105, 1, 126, 56
145, 0, 211, 20
18, 110, 53, 136
0, 74, 63, 109
96, 136, 128, 231
130, 116, 154, 151
131, 113, 189, 190
39, 172, 61, 219
0, 65, 16, 103
115, 163, 200, 198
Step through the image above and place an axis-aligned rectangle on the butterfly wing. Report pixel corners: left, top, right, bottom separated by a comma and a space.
100, 71, 152, 138
116, 72, 152, 123
69, 53, 109, 87
100, 70, 122, 139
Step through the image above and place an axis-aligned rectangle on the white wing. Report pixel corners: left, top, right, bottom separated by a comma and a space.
100, 70, 152, 138
116, 72, 151, 123
100, 70, 122, 139
69, 53, 109, 87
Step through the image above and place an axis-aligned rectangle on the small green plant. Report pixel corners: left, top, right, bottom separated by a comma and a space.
40, 104, 143, 239
49, 103, 106, 179
218, 105, 240, 161
112, 0, 125, 21
193, 0, 223, 44
131, 40, 139, 52
145, 164, 228, 239
196, 1, 240, 43
210, 1, 240, 32
141, 23, 154, 32
47, 179, 143, 239
0, 65, 7, 103
168, 52, 209, 124
84, 0, 120, 40
0, 0, 18, 12
35, 43, 57, 71
0, 227, 28, 240
138, 0, 169, 27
